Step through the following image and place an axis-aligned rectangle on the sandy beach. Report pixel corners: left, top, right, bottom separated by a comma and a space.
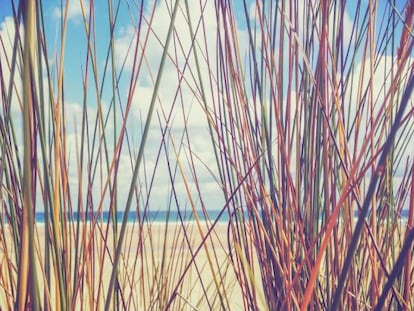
1, 218, 411, 310
0, 220, 260, 310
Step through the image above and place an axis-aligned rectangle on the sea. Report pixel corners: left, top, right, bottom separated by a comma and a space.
33, 209, 232, 224
31, 209, 410, 224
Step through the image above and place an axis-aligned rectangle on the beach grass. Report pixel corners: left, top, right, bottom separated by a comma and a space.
0, 0, 413, 310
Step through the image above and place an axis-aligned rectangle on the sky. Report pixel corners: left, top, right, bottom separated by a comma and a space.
0, 0, 413, 215
0, 0, 234, 213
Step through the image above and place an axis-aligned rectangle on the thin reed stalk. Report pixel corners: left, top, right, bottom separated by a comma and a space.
18, 1, 39, 310
1, 0, 414, 310
211, 0, 414, 309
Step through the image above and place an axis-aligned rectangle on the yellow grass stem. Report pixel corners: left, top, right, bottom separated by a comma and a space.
403, 162, 414, 308
233, 242, 269, 311
368, 2, 379, 305
52, 1, 70, 310
18, 1, 40, 310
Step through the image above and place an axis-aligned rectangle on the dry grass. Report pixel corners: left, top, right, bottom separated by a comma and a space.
0, 0, 413, 310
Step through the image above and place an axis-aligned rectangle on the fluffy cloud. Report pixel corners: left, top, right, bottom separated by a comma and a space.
345, 55, 414, 170
114, 1, 223, 128
2, 1, 411, 216
248, 1, 354, 50
52, 0, 89, 22
98, 1, 230, 210
0, 16, 23, 114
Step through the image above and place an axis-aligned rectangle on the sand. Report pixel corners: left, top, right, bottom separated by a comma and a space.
0, 221, 260, 310
1, 219, 411, 309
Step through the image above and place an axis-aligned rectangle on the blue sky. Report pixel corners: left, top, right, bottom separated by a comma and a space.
0, 1, 413, 213
0, 0, 234, 211
0, 1, 404, 106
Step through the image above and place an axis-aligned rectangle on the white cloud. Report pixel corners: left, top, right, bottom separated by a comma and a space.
345, 55, 414, 162
114, 0, 219, 74
247, 1, 354, 48
114, 0, 249, 136
113, 1, 225, 132
0, 16, 23, 114
52, 0, 89, 22
4, 1, 339, 213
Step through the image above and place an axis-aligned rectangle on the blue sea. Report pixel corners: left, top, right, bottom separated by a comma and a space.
32, 209, 410, 224
34, 209, 232, 224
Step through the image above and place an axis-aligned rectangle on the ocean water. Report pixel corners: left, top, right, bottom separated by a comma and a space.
30, 208, 410, 224
33, 209, 232, 224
